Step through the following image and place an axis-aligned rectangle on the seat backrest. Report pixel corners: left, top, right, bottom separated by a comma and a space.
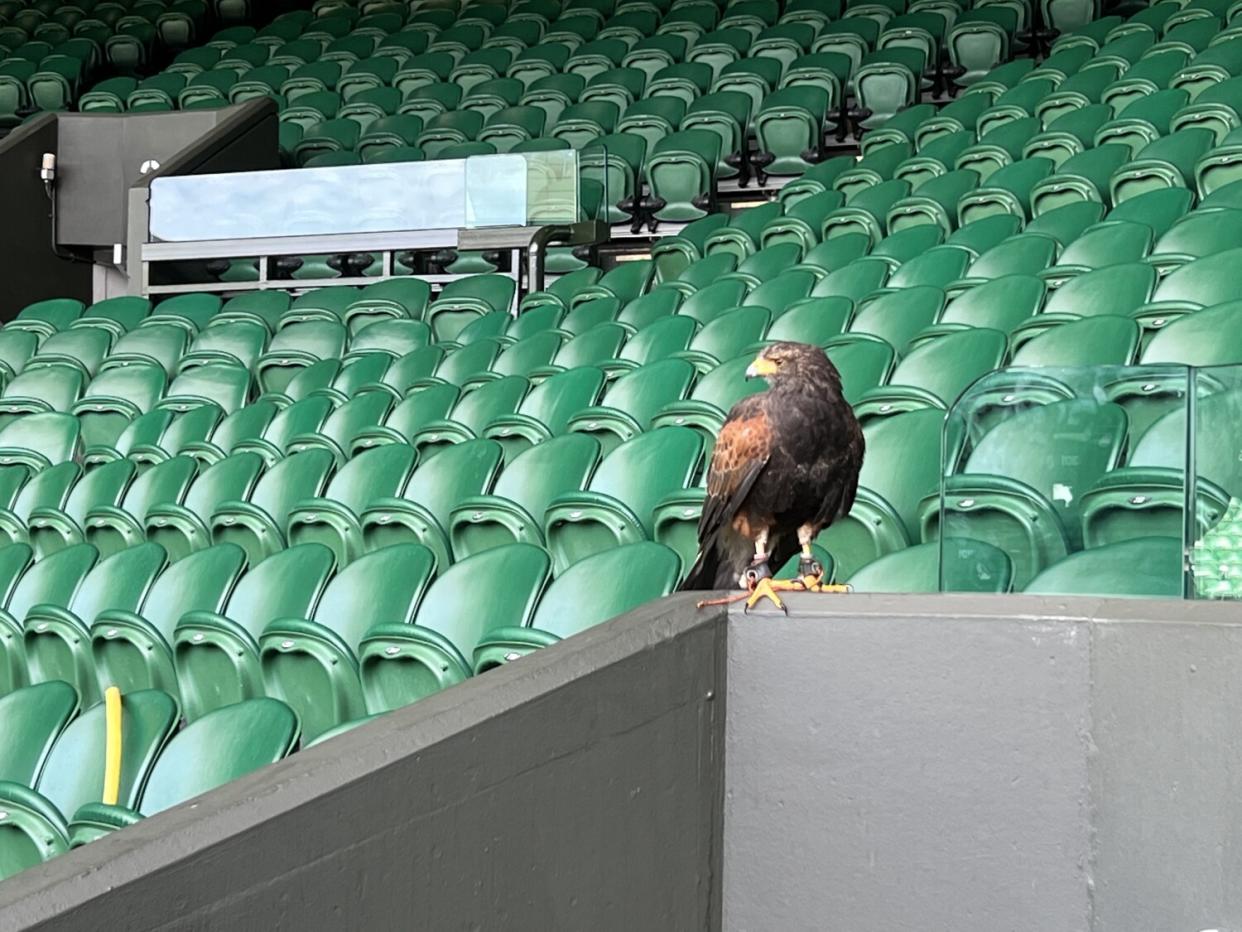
601, 358, 697, 426
0, 412, 80, 465
417, 543, 550, 652
688, 353, 765, 410
0, 681, 79, 785
321, 443, 416, 514
138, 698, 299, 815
0, 543, 33, 607
223, 543, 336, 641
10, 462, 79, 523
117, 455, 198, 520
248, 449, 335, 526
318, 391, 392, 449
529, 541, 681, 637
964, 399, 1128, 504
491, 433, 601, 518
7, 543, 97, 620
446, 376, 529, 434
63, 459, 136, 526
402, 438, 504, 527
588, 427, 703, 533
313, 543, 436, 651
37, 687, 178, 815
262, 396, 334, 450
858, 408, 946, 537
1131, 387, 1242, 494
138, 543, 247, 642
68, 541, 166, 625
208, 403, 278, 456
514, 366, 604, 431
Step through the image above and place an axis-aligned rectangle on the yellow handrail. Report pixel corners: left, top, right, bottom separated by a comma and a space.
103, 686, 122, 806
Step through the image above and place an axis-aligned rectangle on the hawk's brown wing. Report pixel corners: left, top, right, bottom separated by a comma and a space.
697, 396, 773, 543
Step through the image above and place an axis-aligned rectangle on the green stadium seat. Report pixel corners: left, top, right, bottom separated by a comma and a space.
833, 140, 912, 197
917, 274, 1045, 343
956, 116, 1042, 180
707, 202, 784, 260
1109, 127, 1215, 204
260, 542, 436, 742
920, 399, 1128, 587
947, 8, 1018, 88
847, 538, 1014, 592
674, 306, 772, 374
141, 451, 262, 560
358, 543, 550, 713
544, 426, 702, 573
1011, 314, 1141, 368
9, 298, 83, 343
359, 437, 503, 569
951, 232, 1059, 291
82, 455, 196, 559
473, 541, 682, 670
172, 543, 335, 723
1025, 537, 1183, 596
425, 274, 516, 343
75, 297, 151, 340
0, 687, 177, 878
68, 698, 299, 844
887, 169, 980, 234
90, 542, 246, 700
847, 285, 946, 352
0, 464, 79, 548
0, 681, 78, 787
209, 448, 334, 567
752, 85, 833, 179
72, 363, 166, 453
483, 365, 605, 461
644, 129, 721, 223
856, 328, 1008, 421
1042, 220, 1152, 284
24, 541, 167, 706
821, 178, 911, 244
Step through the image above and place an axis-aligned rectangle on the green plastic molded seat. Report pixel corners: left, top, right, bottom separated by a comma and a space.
956, 114, 1042, 181
852, 47, 925, 130
27, 460, 134, 560
0, 411, 80, 476
1097, 88, 1191, 159
143, 294, 221, 337
1131, 245, 1242, 336
172, 544, 334, 722
83, 456, 197, 559
1172, 75, 1242, 145
259, 543, 436, 742
833, 141, 913, 198
1025, 537, 1183, 596
144, 452, 264, 561
947, 8, 1017, 88
1148, 209, 1242, 275
0, 681, 79, 787
0, 687, 177, 877
343, 279, 432, 335
821, 178, 910, 244
544, 426, 702, 573
24, 542, 167, 707
1011, 315, 1141, 370
1172, 39, 1242, 100
254, 322, 346, 398
950, 232, 1059, 291
209, 449, 334, 567
27, 329, 112, 380
1041, 220, 1153, 285
958, 155, 1055, 227
0, 365, 83, 428
1086, 379, 1242, 548
753, 85, 832, 178
283, 391, 395, 465
159, 363, 250, 415
887, 169, 980, 234
810, 255, 892, 302
1109, 128, 1215, 204
644, 129, 721, 223
67, 698, 299, 844
916, 274, 1045, 346
74, 297, 151, 340
776, 155, 856, 207
231, 396, 332, 467
847, 285, 945, 352
285, 444, 418, 567
818, 408, 946, 578
359, 438, 504, 570
859, 102, 937, 153
407, 376, 528, 457
1102, 56, 1190, 118
0, 465, 79, 548
473, 541, 682, 670
856, 328, 1008, 421
425, 274, 516, 343
846, 539, 1013, 592
706, 202, 784, 261
449, 433, 601, 559
896, 132, 978, 190
482, 366, 605, 461
358, 544, 550, 710
1020, 200, 1102, 248
1008, 262, 1157, 352
919, 399, 1128, 587
90, 543, 245, 700
1024, 105, 1113, 168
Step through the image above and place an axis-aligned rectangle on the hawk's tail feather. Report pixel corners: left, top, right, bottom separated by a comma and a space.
678, 545, 719, 592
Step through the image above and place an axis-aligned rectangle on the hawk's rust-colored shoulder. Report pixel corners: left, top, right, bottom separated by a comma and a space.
707, 406, 773, 500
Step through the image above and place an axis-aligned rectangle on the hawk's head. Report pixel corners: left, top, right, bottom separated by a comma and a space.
746, 342, 843, 392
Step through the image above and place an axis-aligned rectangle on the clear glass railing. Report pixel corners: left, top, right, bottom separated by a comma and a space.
936, 365, 1195, 598
1188, 365, 1242, 599
148, 149, 581, 242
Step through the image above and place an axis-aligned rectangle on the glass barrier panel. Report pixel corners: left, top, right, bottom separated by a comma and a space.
1189, 364, 1242, 599
937, 365, 1192, 599
149, 151, 580, 241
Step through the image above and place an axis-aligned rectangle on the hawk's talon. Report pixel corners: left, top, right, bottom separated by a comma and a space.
744, 577, 788, 614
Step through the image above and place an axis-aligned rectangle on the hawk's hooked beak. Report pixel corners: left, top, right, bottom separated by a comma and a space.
746, 356, 778, 380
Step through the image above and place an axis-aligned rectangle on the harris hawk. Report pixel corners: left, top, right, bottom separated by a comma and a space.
679, 341, 865, 611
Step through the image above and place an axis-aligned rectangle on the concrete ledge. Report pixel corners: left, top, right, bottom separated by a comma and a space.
0, 594, 727, 932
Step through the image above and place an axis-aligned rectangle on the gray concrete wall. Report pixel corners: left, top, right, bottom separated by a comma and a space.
724, 593, 1242, 932
0, 595, 726, 932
